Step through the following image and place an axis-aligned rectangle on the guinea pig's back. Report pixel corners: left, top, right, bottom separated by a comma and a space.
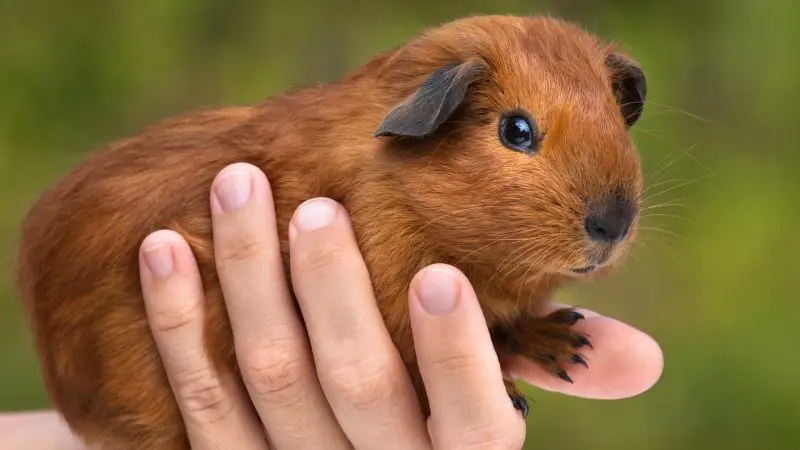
15, 106, 259, 450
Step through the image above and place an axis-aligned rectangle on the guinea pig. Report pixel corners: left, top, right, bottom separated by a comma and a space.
16, 14, 647, 450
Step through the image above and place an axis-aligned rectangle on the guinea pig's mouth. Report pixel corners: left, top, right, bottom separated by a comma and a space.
570, 265, 597, 274
566, 244, 618, 275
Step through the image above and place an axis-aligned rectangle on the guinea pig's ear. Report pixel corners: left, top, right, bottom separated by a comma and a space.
605, 52, 647, 128
374, 59, 486, 139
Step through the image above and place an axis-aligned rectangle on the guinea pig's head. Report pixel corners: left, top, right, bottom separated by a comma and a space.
371, 16, 646, 285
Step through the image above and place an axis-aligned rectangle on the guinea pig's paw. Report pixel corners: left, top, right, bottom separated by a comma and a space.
504, 378, 530, 418
508, 308, 594, 383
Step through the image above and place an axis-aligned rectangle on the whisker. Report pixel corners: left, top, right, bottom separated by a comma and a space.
514, 253, 540, 306
488, 240, 540, 287
648, 141, 702, 186
642, 178, 693, 196
640, 213, 695, 224
645, 101, 714, 124
636, 235, 680, 261
632, 127, 671, 146
644, 173, 714, 203
454, 237, 532, 266
642, 198, 694, 210
408, 204, 502, 240
638, 226, 688, 243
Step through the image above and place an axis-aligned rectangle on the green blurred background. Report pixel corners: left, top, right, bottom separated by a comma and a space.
1, 1, 797, 449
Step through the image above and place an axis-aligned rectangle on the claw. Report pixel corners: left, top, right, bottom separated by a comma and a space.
573, 335, 593, 350
534, 354, 557, 365
553, 310, 585, 325
571, 353, 588, 368
510, 394, 529, 418
557, 369, 573, 383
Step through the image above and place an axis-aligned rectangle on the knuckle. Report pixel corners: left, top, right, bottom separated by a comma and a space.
240, 340, 308, 401
323, 355, 401, 409
215, 236, 271, 267
174, 366, 233, 424
293, 242, 354, 276
426, 352, 484, 376
148, 297, 201, 334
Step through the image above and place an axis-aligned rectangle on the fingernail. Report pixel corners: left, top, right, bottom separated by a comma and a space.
294, 198, 337, 231
214, 169, 252, 212
415, 266, 460, 316
143, 244, 174, 278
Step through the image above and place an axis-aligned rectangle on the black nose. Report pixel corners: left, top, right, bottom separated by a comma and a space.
585, 197, 637, 243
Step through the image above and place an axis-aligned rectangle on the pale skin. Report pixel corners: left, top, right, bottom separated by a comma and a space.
0, 162, 664, 449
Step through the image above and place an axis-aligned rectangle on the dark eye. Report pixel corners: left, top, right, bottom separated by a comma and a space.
498, 111, 540, 153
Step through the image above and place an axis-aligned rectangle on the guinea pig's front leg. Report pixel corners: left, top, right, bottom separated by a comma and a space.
489, 330, 531, 418
495, 308, 593, 409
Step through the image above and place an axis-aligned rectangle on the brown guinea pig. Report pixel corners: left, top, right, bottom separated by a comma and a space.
16, 14, 646, 450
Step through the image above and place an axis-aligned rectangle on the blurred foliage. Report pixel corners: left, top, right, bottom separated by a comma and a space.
1, 1, 798, 449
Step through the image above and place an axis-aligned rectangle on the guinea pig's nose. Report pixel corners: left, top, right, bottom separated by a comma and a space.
584, 197, 637, 243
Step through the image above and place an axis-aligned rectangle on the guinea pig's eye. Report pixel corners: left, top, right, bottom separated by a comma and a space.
498, 111, 540, 154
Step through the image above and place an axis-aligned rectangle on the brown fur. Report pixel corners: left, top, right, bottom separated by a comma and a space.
16, 15, 646, 450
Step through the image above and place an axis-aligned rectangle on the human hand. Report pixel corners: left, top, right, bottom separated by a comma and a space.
137, 162, 524, 448
136, 162, 662, 449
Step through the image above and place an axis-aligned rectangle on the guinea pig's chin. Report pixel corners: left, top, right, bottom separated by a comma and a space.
557, 245, 629, 278
558, 262, 610, 279
556, 264, 599, 279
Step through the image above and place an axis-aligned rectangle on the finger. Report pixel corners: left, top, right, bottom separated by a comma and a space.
409, 264, 526, 450
209, 163, 349, 448
499, 302, 664, 399
140, 230, 268, 450
288, 198, 431, 450
0, 411, 89, 450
